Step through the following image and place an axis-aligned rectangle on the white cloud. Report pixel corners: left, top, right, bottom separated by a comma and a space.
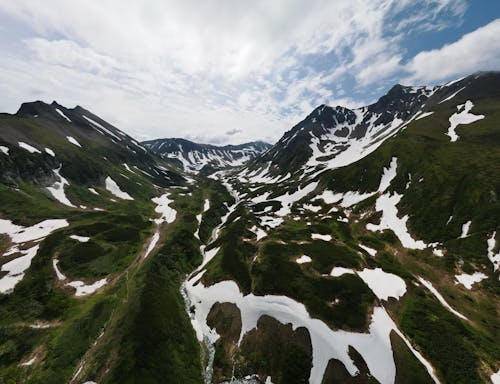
404, 18, 500, 83
0, 0, 474, 144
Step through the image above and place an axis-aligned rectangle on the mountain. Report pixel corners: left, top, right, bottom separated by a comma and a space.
0, 72, 499, 384
142, 137, 271, 173
184, 72, 500, 384
254, 72, 499, 177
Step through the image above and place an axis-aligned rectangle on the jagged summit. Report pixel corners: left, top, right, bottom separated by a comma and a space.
143, 137, 271, 172
255, 72, 500, 174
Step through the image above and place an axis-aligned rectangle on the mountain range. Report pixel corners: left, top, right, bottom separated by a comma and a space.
0, 72, 498, 384
142, 138, 271, 173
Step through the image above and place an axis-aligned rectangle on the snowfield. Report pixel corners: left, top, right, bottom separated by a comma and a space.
184, 276, 439, 384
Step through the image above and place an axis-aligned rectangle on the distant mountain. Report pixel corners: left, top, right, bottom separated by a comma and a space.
142, 137, 271, 172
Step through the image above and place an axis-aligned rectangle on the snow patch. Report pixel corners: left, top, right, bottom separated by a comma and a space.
46, 166, 76, 207
144, 232, 160, 258
357, 268, 406, 301
417, 277, 468, 320
446, 100, 484, 142
105, 177, 134, 200
330, 267, 355, 277
359, 244, 377, 256
296, 255, 312, 264
0, 219, 69, 245
66, 136, 82, 147
70, 235, 90, 242
45, 147, 55, 157
0, 245, 40, 293
367, 192, 427, 250
416, 111, 434, 120
18, 142, 41, 154
55, 108, 71, 122
311, 233, 331, 241
487, 231, 500, 271
151, 193, 176, 224
67, 279, 107, 296
455, 272, 487, 289
460, 220, 471, 238
0, 145, 9, 155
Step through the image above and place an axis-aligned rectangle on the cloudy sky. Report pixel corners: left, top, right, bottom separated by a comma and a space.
0, 1, 499, 145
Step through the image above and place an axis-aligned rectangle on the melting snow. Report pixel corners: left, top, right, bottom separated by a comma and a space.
311, 233, 332, 241
330, 267, 355, 277
250, 226, 268, 241
105, 177, 134, 200
274, 182, 318, 216
55, 108, 71, 122
460, 220, 471, 238
487, 231, 500, 271
144, 232, 160, 258
0, 219, 69, 245
0, 245, 40, 293
45, 147, 55, 157
491, 369, 500, 384
359, 244, 377, 256
0, 145, 9, 155
83, 115, 121, 140
20, 357, 37, 366
446, 101, 484, 142
151, 193, 176, 224
66, 136, 82, 147
46, 167, 76, 207
357, 268, 406, 301
303, 204, 322, 212
455, 272, 487, 289
66, 278, 107, 296
367, 192, 427, 250
70, 235, 90, 242
296, 255, 312, 264
18, 142, 41, 154
184, 277, 439, 384
378, 157, 398, 192
88, 187, 99, 195
438, 86, 466, 104
416, 111, 434, 120
417, 277, 468, 320
52, 259, 67, 280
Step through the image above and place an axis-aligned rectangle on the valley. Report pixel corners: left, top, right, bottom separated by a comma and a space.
0, 72, 499, 384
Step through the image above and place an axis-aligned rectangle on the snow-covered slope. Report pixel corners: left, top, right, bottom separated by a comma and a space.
142, 138, 271, 173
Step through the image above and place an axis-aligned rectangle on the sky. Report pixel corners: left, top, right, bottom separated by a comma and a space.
0, 1, 499, 145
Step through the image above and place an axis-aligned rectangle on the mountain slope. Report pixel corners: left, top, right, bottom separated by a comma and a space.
182, 72, 500, 384
142, 137, 271, 173
0, 72, 499, 384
